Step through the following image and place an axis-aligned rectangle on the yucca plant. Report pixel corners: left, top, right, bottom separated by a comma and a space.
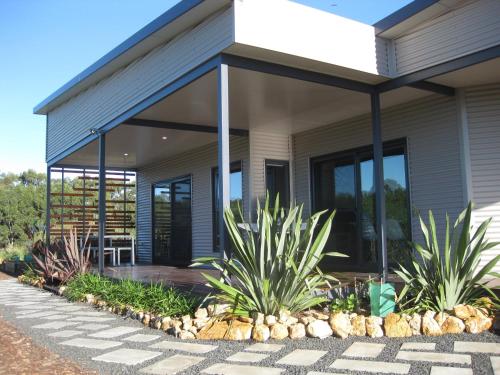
396, 202, 499, 312
192, 195, 346, 316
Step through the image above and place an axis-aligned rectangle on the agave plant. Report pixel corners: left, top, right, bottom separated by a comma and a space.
192, 195, 346, 316
396, 202, 499, 312
33, 229, 92, 284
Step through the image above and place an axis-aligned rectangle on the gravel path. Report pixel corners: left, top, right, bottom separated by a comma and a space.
0, 277, 498, 375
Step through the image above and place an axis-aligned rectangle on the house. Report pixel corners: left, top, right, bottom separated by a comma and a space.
34, 0, 500, 277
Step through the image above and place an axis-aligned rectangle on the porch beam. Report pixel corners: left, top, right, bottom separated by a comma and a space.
221, 54, 375, 94
377, 44, 500, 93
371, 92, 388, 282
217, 63, 231, 264
124, 118, 248, 137
98, 132, 106, 275
407, 81, 455, 97
45, 166, 51, 245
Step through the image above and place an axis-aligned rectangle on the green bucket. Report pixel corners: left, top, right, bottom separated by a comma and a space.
369, 282, 396, 317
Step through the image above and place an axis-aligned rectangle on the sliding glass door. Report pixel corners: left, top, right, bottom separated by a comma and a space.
312, 140, 410, 272
153, 176, 192, 266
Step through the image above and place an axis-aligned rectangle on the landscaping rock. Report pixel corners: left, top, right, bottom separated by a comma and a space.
435, 312, 449, 327
252, 324, 270, 342
207, 303, 230, 316
384, 313, 412, 338
154, 319, 162, 330
270, 323, 289, 340
312, 311, 329, 320
142, 314, 151, 327
288, 323, 306, 339
196, 320, 229, 340
422, 311, 442, 336
265, 315, 277, 326
179, 330, 196, 340
161, 317, 172, 331
278, 310, 291, 323
329, 312, 351, 339
350, 315, 366, 336
85, 294, 94, 304
193, 317, 210, 329
238, 316, 254, 324
441, 316, 465, 334
194, 308, 208, 319
453, 304, 476, 320
299, 315, 316, 325
464, 312, 492, 334
409, 313, 422, 335
251, 312, 265, 325
306, 319, 333, 339
227, 320, 253, 340
366, 316, 384, 338
285, 317, 299, 326
188, 326, 198, 335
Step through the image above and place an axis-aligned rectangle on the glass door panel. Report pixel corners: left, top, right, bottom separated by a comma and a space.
153, 186, 171, 264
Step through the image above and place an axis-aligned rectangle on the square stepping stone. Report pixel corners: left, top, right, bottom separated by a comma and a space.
343, 342, 385, 358
75, 323, 111, 331
18, 311, 61, 319
226, 352, 269, 363
92, 348, 162, 365
201, 363, 285, 375
67, 316, 115, 322
396, 351, 471, 365
32, 321, 79, 329
139, 354, 205, 374
150, 341, 217, 354
47, 330, 83, 338
16, 309, 43, 315
60, 338, 123, 350
430, 367, 472, 375
491, 357, 500, 375
331, 359, 410, 374
42, 314, 71, 320
307, 372, 345, 375
124, 334, 161, 343
55, 306, 86, 312
245, 343, 285, 353
276, 349, 327, 366
454, 341, 500, 354
70, 311, 107, 317
89, 326, 142, 339
401, 342, 436, 351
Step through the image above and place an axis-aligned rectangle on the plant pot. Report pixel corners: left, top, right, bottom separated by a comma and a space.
369, 282, 395, 317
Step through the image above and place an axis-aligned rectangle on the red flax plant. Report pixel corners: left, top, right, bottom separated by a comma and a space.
33, 229, 92, 284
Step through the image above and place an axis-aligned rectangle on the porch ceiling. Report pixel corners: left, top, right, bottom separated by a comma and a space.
57, 66, 433, 170
428, 56, 500, 87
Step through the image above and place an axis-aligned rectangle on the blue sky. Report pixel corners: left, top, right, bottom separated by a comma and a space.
0, 0, 412, 174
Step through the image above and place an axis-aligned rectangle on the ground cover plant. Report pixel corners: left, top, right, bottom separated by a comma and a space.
396, 202, 500, 312
194, 194, 346, 316
65, 273, 200, 317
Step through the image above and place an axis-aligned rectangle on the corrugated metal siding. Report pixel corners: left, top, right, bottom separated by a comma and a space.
293, 95, 464, 245
46, 7, 234, 162
394, 0, 500, 75
465, 84, 500, 273
136, 137, 248, 263
248, 131, 290, 215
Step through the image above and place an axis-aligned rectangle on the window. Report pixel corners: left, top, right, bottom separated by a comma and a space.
212, 161, 243, 251
265, 160, 290, 208
311, 140, 410, 271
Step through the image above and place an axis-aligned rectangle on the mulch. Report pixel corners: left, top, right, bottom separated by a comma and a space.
0, 271, 97, 375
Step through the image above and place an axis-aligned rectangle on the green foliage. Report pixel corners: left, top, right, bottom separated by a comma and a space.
65, 273, 199, 317
18, 266, 45, 287
193, 194, 346, 316
330, 293, 359, 313
0, 243, 29, 264
396, 202, 500, 312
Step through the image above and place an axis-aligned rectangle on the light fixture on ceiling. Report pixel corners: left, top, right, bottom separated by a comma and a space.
123, 153, 129, 157
162, 136, 168, 140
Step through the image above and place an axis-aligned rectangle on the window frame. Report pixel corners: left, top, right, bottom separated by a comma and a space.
265, 159, 290, 208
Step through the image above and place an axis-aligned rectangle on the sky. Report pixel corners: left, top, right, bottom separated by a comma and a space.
0, 0, 412, 174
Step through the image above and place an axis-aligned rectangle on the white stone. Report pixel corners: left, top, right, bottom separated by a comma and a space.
400, 342, 436, 351
75, 323, 111, 330
342, 342, 385, 358
331, 359, 410, 374
70, 311, 108, 317
41, 314, 71, 320
396, 351, 471, 365
454, 341, 500, 354
139, 354, 205, 374
306, 320, 332, 339
67, 316, 115, 322
89, 326, 142, 338
276, 349, 327, 366
60, 338, 122, 350
17, 311, 61, 319
226, 352, 269, 363
55, 306, 86, 312
32, 321, 78, 329
201, 363, 285, 375
491, 357, 500, 375
124, 334, 161, 343
430, 367, 472, 375
150, 340, 217, 354
47, 330, 83, 338
92, 348, 162, 365
244, 343, 285, 353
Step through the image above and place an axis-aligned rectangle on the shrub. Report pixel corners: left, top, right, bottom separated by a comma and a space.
193, 195, 346, 316
65, 273, 199, 317
18, 266, 45, 288
330, 293, 359, 313
0, 243, 29, 264
396, 202, 499, 312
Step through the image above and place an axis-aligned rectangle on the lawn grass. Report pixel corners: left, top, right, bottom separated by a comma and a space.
65, 273, 200, 317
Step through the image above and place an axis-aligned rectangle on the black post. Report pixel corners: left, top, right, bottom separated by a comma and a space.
371, 92, 388, 282
46, 166, 51, 245
98, 132, 106, 275
61, 168, 64, 242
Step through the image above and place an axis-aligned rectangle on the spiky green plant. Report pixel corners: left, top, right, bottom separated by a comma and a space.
192, 195, 346, 316
396, 202, 499, 312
